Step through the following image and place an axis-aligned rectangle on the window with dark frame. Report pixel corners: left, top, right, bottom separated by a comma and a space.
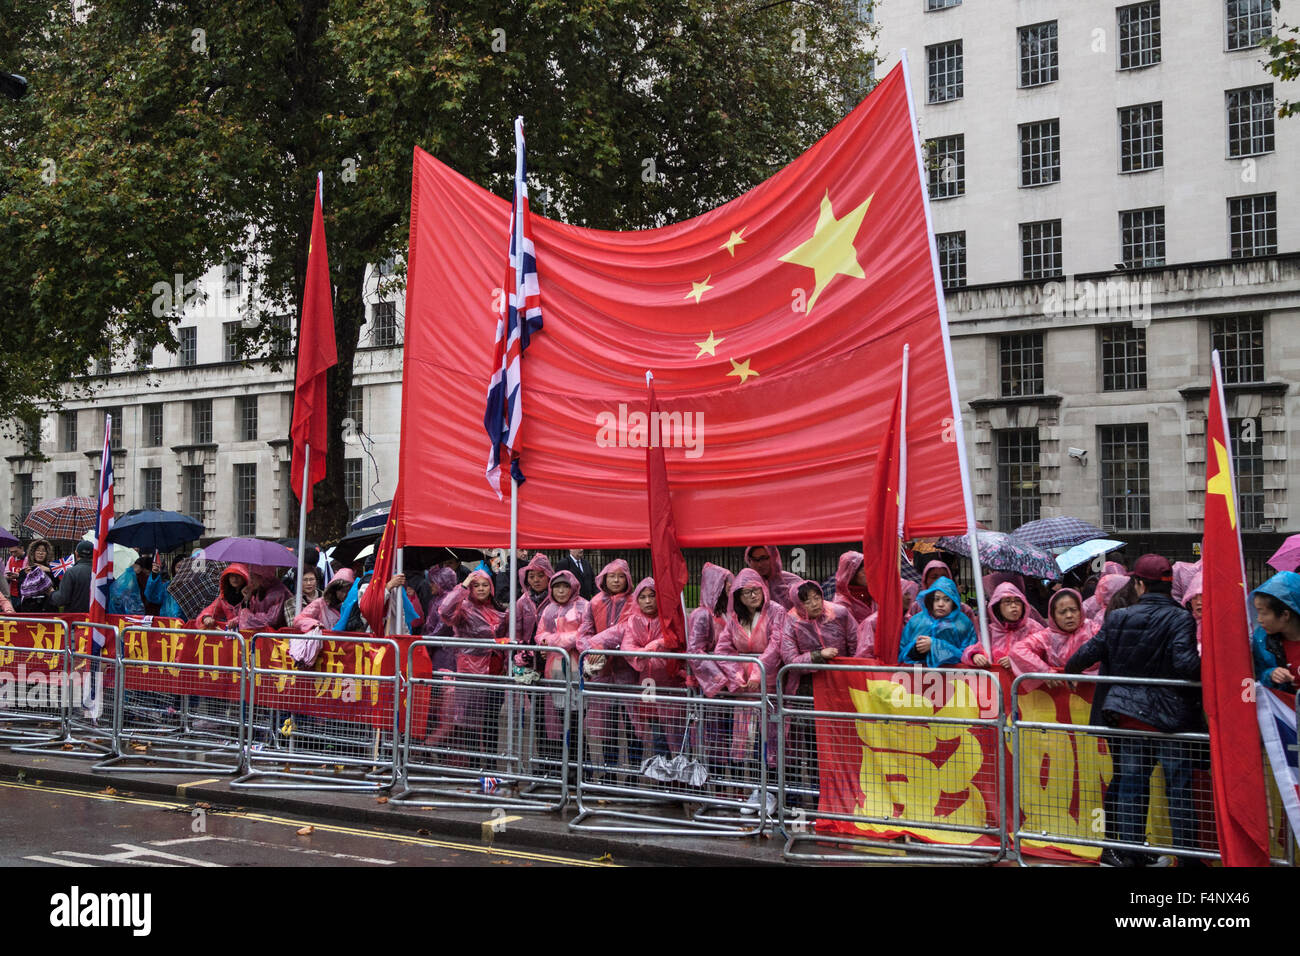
1119, 102, 1163, 172
926, 0, 961, 9
145, 403, 163, 447
347, 385, 364, 434
1228, 194, 1277, 258
1019, 119, 1061, 187
1120, 207, 1166, 267
60, 411, 77, 453
1226, 0, 1272, 50
927, 40, 963, 103
178, 327, 197, 367
58, 472, 77, 498
996, 429, 1042, 529
191, 398, 213, 445
15, 474, 33, 527
223, 260, 242, 298
21, 417, 40, 454
184, 465, 205, 521
1000, 333, 1045, 397
223, 321, 243, 362
371, 301, 397, 347
1212, 316, 1265, 384
344, 459, 362, 517
267, 313, 292, 357
937, 232, 967, 288
141, 468, 162, 512
105, 407, 123, 448
1228, 417, 1265, 531
1101, 324, 1148, 391
238, 395, 258, 442
1019, 21, 1059, 87
234, 463, 257, 536
1227, 85, 1275, 157
1020, 220, 1062, 279
1099, 423, 1150, 531
1118, 2, 1161, 70
134, 337, 152, 370
926, 135, 965, 200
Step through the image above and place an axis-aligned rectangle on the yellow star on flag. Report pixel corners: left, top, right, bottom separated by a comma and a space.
779, 190, 873, 315
694, 330, 724, 359
727, 357, 758, 384
1207, 437, 1237, 530
720, 229, 747, 257
685, 276, 713, 304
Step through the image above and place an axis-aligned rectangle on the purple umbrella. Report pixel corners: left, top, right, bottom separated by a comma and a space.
202, 537, 297, 568
0, 528, 17, 548
1267, 535, 1300, 573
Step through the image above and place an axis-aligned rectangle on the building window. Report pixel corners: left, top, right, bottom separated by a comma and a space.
1212, 316, 1265, 384
234, 463, 257, 536
926, 40, 963, 103
1020, 220, 1062, 279
94, 356, 111, 376
1100, 324, 1148, 391
267, 313, 292, 357
184, 465, 205, 521
371, 301, 397, 347
926, 0, 961, 9
1228, 194, 1277, 258
238, 395, 258, 442
141, 468, 162, 512
996, 429, 1041, 529
15, 474, 33, 528
178, 327, 197, 367
1019, 21, 1059, 87
1099, 424, 1150, 531
58, 472, 77, 498
59, 411, 78, 453
103, 407, 123, 448
347, 385, 365, 435
134, 336, 152, 370
377, 255, 398, 277
1228, 417, 1265, 531
1118, 103, 1163, 172
926, 135, 965, 200
344, 459, 363, 517
145, 403, 164, 447
1117, 1, 1161, 70
1119, 207, 1166, 267
1226, 0, 1272, 50
191, 399, 213, 445
1019, 119, 1061, 187
1000, 333, 1045, 397
223, 321, 243, 362
223, 260, 242, 298
1227, 85, 1275, 157
936, 232, 967, 288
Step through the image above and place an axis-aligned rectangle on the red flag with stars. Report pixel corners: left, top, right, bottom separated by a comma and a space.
398, 61, 971, 548
359, 492, 399, 638
1202, 350, 1270, 865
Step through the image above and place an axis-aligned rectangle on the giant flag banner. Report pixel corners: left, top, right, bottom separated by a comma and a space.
398, 61, 970, 548
88, 414, 114, 638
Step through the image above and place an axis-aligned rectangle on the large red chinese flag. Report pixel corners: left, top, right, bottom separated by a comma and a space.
359, 493, 399, 638
646, 374, 689, 654
862, 368, 904, 664
290, 174, 338, 512
1202, 351, 1270, 866
399, 61, 969, 548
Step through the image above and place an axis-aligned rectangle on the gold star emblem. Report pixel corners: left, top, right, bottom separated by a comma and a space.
779, 190, 873, 315
694, 330, 724, 359
727, 357, 758, 384
720, 229, 747, 257
1207, 437, 1237, 530
685, 276, 713, 304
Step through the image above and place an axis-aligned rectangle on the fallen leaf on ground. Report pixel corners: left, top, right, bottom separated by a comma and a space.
297, 826, 313, 836
195, 801, 211, 809
376, 796, 389, 804
417, 828, 431, 836
102, 786, 117, 795
592, 853, 613, 862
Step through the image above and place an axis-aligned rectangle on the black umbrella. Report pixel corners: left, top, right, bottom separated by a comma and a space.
328, 528, 381, 567
350, 500, 392, 533
107, 509, 204, 553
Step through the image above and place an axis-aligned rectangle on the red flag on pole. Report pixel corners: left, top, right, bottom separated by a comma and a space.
646, 373, 689, 656
861, 364, 905, 665
290, 174, 338, 513
359, 492, 400, 638
1202, 349, 1270, 866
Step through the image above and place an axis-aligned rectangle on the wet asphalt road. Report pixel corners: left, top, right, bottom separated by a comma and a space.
0, 778, 618, 868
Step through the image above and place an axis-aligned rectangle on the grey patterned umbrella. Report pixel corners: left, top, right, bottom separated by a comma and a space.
936, 530, 1060, 580
167, 557, 228, 621
1011, 517, 1108, 551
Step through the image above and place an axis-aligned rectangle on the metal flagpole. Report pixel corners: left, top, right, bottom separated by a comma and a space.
898, 345, 909, 539
295, 442, 310, 616
508, 473, 519, 643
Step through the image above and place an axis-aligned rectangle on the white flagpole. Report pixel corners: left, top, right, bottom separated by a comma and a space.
295, 443, 309, 616
508, 475, 519, 642
388, 540, 404, 637
898, 345, 910, 539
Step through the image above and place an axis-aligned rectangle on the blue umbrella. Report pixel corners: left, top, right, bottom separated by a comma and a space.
107, 509, 204, 552
349, 499, 392, 533
1055, 539, 1127, 574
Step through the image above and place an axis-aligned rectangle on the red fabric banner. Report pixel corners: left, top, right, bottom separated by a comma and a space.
359, 492, 400, 637
1202, 357, 1271, 865
398, 62, 967, 548
862, 372, 905, 664
646, 375, 688, 653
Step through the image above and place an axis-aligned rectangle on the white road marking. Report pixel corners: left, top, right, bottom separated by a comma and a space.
22, 856, 95, 867
148, 835, 395, 865
49, 843, 224, 867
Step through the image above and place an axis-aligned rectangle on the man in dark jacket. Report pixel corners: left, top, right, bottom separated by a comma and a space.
51, 540, 94, 613
555, 549, 597, 600
1065, 553, 1202, 867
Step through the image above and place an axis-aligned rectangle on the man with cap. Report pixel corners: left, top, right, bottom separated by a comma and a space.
1065, 553, 1202, 867
51, 539, 95, 613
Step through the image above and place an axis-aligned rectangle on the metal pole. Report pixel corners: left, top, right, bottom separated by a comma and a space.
389, 544, 404, 636
508, 475, 519, 642
898, 345, 909, 539
295, 442, 310, 616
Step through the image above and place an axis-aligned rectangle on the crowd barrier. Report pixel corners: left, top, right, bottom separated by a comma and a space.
569, 648, 770, 837
0, 615, 73, 750
49, 620, 120, 759
392, 638, 572, 811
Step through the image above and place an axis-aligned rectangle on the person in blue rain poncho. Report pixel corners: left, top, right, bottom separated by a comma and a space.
898, 575, 979, 667
1250, 571, 1300, 692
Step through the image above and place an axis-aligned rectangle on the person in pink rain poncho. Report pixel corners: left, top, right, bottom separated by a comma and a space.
961, 580, 1044, 674
715, 567, 786, 771
743, 545, 802, 611
437, 570, 510, 759
619, 578, 685, 760
575, 558, 637, 770
780, 580, 856, 696
532, 570, 588, 754
288, 568, 356, 667
416, 566, 461, 748
1085, 572, 1132, 625
832, 550, 876, 626
1009, 588, 1099, 689
513, 553, 554, 644
1082, 563, 1128, 621
687, 563, 739, 699
1181, 570, 1203, 652
239, 564, 292, 631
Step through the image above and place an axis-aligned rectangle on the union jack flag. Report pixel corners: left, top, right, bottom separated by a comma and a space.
51, 554, 74, 577
88, 413, 114, 638
483, 116, 543, 499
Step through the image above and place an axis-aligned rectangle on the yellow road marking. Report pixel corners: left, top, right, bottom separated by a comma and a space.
176, 778, 220, 797
0, 780, 615, 867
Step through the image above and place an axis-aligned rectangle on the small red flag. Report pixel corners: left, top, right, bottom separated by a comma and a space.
290, 174, 338, 513
862, 375, 905, 665
359, 493, 400, 638
1202, 350, 1270, 866
646, 374, 689, 656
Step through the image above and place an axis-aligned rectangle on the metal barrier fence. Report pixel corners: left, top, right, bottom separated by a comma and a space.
0, 615, 72, 750
18, 619, 119, 759
232, 632, 400, 791
569, 648, 770, 836
393, 638, 572, 811
777, 662, 1008, 865
1010, 672, 1218, 866
95, 626, 248, 775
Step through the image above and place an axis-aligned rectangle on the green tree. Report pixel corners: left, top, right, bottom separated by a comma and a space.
1264, 1, 1299, 117
1, 0, 875, 540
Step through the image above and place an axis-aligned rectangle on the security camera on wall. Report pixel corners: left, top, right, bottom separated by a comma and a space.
1068, 447, 1087, 466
